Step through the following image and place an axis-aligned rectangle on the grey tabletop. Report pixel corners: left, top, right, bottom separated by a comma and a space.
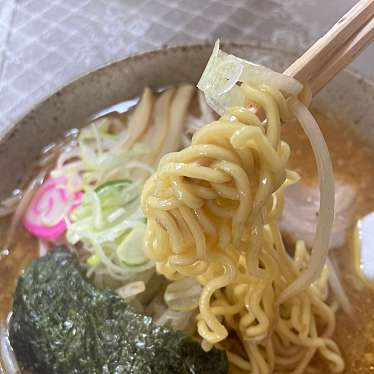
0, 0, 373, 136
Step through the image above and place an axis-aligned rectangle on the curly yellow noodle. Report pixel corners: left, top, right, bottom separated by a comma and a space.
141, 82, 344, 373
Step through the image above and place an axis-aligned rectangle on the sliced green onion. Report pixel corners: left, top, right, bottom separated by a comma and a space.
95, 179, 132, 195
87, 254, 100, 267
117, 226, 148, 266
65, 122, 153, 282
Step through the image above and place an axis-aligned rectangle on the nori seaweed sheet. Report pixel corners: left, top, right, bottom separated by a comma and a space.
9, 247, 228, 374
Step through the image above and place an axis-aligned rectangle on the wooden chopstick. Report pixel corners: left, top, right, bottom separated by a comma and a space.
310, 17, 374, 94
284, 0, 374, 94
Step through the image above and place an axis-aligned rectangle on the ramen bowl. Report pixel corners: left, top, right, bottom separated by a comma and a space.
1, 43, 374, 373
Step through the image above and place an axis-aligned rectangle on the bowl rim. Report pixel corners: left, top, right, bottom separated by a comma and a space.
1, 40, 374, 147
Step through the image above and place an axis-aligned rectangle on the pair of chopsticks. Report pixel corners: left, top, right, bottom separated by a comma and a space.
284, 0, 374, 95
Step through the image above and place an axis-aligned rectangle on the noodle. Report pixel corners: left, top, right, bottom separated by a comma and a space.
142, 81, 343, 372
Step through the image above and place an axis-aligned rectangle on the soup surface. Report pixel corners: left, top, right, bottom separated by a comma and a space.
0, 103, 374, 373
283, 109, 374, 373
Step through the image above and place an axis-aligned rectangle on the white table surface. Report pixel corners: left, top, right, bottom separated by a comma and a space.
0, 0, 373, 136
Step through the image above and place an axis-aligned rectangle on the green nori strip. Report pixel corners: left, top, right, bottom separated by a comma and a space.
9, 247, 228, 374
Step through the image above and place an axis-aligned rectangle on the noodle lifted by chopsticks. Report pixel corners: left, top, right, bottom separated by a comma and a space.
141, 78, 344, 373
